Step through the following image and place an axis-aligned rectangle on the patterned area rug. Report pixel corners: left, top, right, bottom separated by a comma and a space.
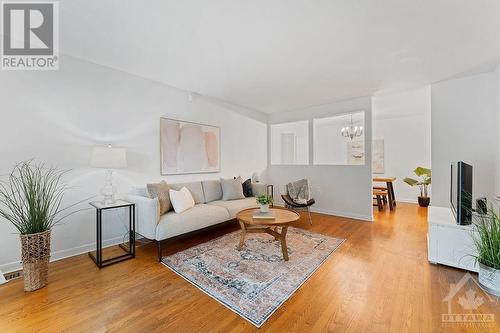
161, 227, 344, 327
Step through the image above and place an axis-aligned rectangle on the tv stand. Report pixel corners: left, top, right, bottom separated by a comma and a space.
427, 206, 478, 272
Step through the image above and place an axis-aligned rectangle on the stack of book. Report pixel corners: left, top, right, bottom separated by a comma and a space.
252, 211, 276, 221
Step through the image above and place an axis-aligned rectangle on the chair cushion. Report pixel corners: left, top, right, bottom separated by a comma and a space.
220, 177, 245, 201
202, 180, 223, 202
208, 197, 259, 218
156, 204, 230, 240
282, 194, 315, 207
147, 181, 172, 215
170, 181, 205, 204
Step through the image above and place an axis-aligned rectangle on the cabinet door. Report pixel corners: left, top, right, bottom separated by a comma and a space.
437, 226, 478, 272
427, 226, 439, 263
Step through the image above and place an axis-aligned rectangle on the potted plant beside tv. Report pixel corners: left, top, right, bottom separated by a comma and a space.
404, 167, 432, 207
472, 205, 500, 296
0, 161, 74, 291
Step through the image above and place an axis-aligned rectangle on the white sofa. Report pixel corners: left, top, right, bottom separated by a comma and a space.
125, 180, 264, 260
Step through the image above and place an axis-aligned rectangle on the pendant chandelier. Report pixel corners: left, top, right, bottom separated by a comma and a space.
341, 114, 363, 140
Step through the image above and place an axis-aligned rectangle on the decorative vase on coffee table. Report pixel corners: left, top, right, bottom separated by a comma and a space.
260, 204, 270, 213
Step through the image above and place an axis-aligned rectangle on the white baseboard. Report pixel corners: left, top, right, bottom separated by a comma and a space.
396, 198, 419, 204
310, 207, 373, 222
274, 199, 373, 222
0, 236, 125, 274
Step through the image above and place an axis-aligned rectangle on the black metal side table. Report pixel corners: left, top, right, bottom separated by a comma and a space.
88, 200, 135, 268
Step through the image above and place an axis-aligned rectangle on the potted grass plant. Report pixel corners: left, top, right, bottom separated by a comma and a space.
256, 194, 273, 213
404, 167, 432, 207
0, 161, 75, 291
472, 205, 500, 296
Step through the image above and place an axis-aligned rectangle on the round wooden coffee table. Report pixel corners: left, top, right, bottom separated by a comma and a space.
236, 208, 300, 261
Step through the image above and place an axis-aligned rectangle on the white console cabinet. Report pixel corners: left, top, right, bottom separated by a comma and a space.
427, 206, 478, 272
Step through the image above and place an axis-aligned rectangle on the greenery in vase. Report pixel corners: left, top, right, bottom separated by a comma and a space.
404, 167, 431, 197
0, 161, 76, 235
256, 194, 273, 205
472, 205, 500, 270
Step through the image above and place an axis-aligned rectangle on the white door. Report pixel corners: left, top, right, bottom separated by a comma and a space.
281, 133, 296, 164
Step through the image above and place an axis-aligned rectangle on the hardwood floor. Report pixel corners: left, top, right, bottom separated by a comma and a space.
0, 203, 498, 332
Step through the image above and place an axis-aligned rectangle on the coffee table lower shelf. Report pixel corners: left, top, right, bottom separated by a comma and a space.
236, 208, 300, 262
237, 225, 290, 260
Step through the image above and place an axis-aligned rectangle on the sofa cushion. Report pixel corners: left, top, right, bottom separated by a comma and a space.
202, 180, 223, 202
170, 181, 205, 204
169, 187, 195, 213
251, 183, 268, 196
220, 177, 245, 201
208, 197, 258, 218
156, 204, 230, 240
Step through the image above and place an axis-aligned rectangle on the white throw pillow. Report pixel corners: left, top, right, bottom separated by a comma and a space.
169, 187, 195, 213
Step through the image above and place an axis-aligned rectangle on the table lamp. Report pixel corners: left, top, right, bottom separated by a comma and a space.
252, 172, 260, 183
90, 145, 127, 204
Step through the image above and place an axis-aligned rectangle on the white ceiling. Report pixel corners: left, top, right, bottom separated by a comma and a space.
315, 111, 365, 127
61, 1, 500, 114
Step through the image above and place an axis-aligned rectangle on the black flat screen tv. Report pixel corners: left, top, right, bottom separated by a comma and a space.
450, 161, 473, 225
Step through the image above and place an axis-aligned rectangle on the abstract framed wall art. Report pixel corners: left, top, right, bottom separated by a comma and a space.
160, 118, 220, 175
346, 140, 365, 165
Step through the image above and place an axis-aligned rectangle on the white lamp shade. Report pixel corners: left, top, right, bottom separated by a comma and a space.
90, 146, 127, 169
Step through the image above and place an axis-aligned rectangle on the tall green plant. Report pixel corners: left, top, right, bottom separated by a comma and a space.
0, 161, 75, 235
472, 205, 500, 270
404, 167, 431, 197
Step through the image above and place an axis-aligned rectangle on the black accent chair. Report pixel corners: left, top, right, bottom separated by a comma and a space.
281, 194, 315, 225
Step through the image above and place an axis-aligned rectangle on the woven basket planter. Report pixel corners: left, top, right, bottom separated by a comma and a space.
20, 230, 51, 292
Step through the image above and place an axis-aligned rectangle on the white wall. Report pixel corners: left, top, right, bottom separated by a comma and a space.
496, 65, 500, 197
314, 112, 365, 165
372, 86, 432, 203
0, 56, 267, 272
270, 121, 309, 165
268, 97, 373, 221
431, 72, 497, 207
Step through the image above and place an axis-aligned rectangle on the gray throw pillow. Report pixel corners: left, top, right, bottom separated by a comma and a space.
220, 177, 245, 201
147, 181, 172, 215
251, 183, 268, 196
